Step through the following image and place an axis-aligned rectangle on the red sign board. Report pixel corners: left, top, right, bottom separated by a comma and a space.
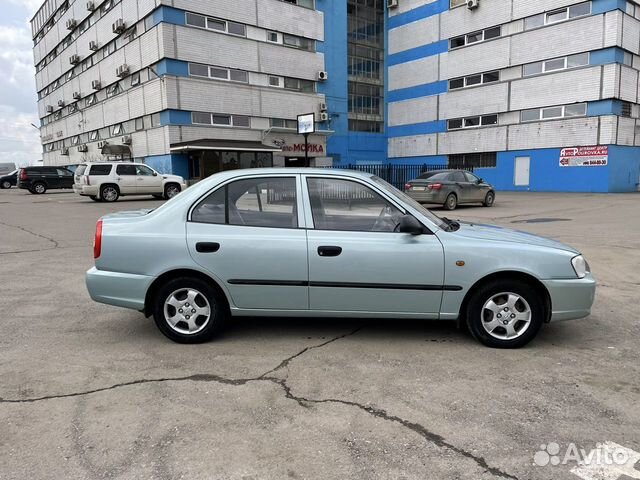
282, 144, 325, 154
560, 146, 608, 167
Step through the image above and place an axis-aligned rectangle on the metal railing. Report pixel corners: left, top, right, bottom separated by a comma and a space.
325, 164, 468, 190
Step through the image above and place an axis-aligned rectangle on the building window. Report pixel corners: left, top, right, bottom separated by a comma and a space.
185, 13, 206, 28
135, 117, 144, 131
524, 2, 591, 31
89, 130, 100, 141
448, 114, 499, 130
188, 63, 250, 84
450, 0, 467, 6
130, 72, 141, 86
192, 112, 212, 125
271, 118, 298, 129
111, 124, 123, 136
449, 152, 497, 168
106, 82, 121, 98
284, 77, 315, 92
207, 17, 226, 31
269, 76, 281, 87
212, 114, 231, 126
523, 53, 589, 77
229, 70, 248, 83
267, 31, 279, 43
348, 119, 382, 133
189, 63, 209, 77
283, 34, 314, 51
449, 70, 500, 90
233, 115, 250, 127
450, 26, 501, 50
228, 22, 246, 36
186, 12, 247, 37
68, 103, 78, 114
85, 94, 97, 107
72, 136, 80, 145
282, 0, 314, 8
520, 103, 587, 122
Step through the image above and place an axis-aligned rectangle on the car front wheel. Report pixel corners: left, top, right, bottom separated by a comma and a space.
153, 277, 227, 344
1, 181, 11, 189
466, 279, 544, 348
483, 191, 495, 207
164, 183, 181, 200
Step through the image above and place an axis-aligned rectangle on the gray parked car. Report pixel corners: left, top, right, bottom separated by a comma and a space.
405, 170, 495, 210
86, 168, 595, 349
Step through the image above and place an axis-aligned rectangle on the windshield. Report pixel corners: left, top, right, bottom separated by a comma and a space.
371, 176, 448, 230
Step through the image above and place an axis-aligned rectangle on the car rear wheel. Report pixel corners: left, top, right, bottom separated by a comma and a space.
32, 182, 46, 194
443, 193, 457, 211
100, 185, 119, 202
466, 279, 544, 348
483, 191, 495, 207
1, 181, 11, 189
164, 183, 181, 200
153, 277, 227, 344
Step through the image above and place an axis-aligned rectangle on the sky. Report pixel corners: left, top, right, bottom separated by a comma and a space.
0, 0, 43, 167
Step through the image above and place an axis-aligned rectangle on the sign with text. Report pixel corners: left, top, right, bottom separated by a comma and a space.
297, 113, 315, 135
560, 146, 608, 167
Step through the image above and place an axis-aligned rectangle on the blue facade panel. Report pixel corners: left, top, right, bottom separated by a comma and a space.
144, 154, 190, 178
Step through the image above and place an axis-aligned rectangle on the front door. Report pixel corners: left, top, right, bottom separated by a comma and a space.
303, 176, 445, 316
514, 157, 530, 187
186, 175, 308, 311
56, 168, 74, 188
136, 164, 163, 194
115, 164, 138, 194
464, 171, 490, 201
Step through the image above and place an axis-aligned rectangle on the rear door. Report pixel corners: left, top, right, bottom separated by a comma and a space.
43, 168, 60, 188
186, 174, 309, 311
115, 164, 138, 194
451, 171, 473, 202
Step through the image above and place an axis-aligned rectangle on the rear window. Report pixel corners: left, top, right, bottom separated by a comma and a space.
89, 164, 112, 176
75, 164, 87, 176
417, 172, 451, 181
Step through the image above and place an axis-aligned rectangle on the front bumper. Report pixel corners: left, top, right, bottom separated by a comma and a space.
86, 267, 154, 311
543, 275, 596, 322
74, 184, 99, 196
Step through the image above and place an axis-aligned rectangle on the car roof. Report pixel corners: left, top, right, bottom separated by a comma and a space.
200, 168, 377, 183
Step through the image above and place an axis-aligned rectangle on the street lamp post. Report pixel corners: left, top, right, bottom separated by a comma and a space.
297, 113, 315, 168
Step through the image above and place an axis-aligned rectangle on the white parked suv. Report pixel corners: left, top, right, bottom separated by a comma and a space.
74, 162, 187, 202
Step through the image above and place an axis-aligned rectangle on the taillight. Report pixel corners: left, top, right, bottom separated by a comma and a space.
429, 183, 443, 190
404, 183, 412, 191
85, 175, 90, 186
19, 169, 27, 181
94, 220, 103, 259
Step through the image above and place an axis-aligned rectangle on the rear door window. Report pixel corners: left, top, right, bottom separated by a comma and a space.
89, 164, 112, 176
116, 164, 136, 176
452, 172, 467, 182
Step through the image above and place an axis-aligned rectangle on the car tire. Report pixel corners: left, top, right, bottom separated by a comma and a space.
465, 279, 544, 349
89, 196, 101, 202
164, 183, 181, 200
100, 185, 119, 202
153, 276, 227, 344
1, 181, 11, 189
443, 193, 457, 211
483, 191, 495, 207
32, 182, 46, 194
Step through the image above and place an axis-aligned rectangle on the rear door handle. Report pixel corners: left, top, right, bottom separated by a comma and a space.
317, 246, 342, 257
196, 242, 220, 253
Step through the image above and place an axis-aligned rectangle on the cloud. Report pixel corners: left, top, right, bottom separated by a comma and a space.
0, 16, 40, 166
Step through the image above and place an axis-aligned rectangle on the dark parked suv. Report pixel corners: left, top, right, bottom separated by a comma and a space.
17, 166, 75, 194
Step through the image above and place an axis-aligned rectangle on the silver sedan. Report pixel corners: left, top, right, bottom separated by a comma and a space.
86, 168, 595, 348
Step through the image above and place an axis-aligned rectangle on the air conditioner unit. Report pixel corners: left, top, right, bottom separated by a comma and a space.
121, 135, 132, 145
387, 0, 399, 8
467, 0, 479, 9
77, 144, 88, 152
97, 141, 108, 149
319, 112, 329, 122
89, 40, 99, 51
46, 105, 54, 113
61, 147, 69, 156
69, 54, 80, 65
116, 64, 130, 78
66, 19, 77, 30
72, 91, 82, 100
57, 100, 65, 107
318, 71, 328, 81
112, 19, 126, 34
319, 102, 328, 112
91, 80, 101, 90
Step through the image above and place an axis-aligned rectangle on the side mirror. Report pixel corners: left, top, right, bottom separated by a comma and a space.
477, 178, 483, 184
152, 171, 158, 176
398, 215, 423, 235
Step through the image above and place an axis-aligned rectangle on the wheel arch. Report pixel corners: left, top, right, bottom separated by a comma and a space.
458, 270, 552, 325
144, 268, 230, 318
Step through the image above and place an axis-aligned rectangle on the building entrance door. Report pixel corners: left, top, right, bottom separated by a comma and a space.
514, 157, 530, 186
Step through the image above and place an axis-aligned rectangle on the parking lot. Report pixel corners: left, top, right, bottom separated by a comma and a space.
0, 187, 639, 480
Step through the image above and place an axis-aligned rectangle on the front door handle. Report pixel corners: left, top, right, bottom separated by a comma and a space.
196, 242, 220, 253
318, 246, 342, 257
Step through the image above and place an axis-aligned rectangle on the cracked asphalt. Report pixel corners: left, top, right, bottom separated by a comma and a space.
0, 188, 639, 480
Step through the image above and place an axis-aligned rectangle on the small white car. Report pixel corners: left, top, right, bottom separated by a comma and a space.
74, 162, 186, 202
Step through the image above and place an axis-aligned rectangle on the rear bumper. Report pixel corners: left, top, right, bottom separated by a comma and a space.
86, 267, 154, 311
406, 190, 447, 204
74, 184, 99, 196
543, 275, 596, 322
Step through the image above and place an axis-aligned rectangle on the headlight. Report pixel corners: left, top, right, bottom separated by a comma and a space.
571, 255, 591, 278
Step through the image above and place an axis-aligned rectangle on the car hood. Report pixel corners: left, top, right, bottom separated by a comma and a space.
453, 222, 579, 253
162, 174, 184, 182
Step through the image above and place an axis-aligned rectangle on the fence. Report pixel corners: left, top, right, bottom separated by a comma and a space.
324, 164, 469, 190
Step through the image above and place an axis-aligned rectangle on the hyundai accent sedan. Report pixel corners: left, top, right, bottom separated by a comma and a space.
86, 169, 595, 348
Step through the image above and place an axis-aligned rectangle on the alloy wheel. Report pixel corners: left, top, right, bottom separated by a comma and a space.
481, 292, 532, 340
163, 288, 212, 335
